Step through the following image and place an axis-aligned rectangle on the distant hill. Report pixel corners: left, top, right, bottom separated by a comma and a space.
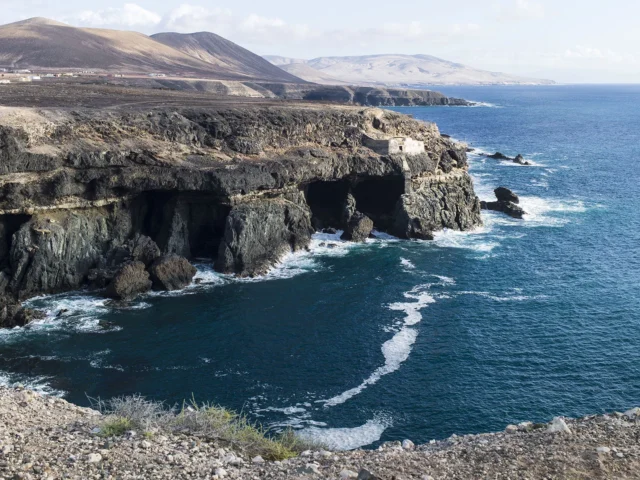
265, 54, 555, 86
0, 17, 304, 83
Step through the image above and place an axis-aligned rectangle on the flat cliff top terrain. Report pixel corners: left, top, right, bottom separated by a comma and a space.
0, 387, 639, 479
0, 83, 296, 109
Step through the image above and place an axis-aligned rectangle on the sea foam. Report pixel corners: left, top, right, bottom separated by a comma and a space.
297, 415, 392, 451
321, 285, 435, 407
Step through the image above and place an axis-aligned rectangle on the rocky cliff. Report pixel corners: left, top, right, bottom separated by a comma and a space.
0, 100, 481, 325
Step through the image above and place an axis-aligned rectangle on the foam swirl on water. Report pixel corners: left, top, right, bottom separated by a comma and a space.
322, 284, 435, 407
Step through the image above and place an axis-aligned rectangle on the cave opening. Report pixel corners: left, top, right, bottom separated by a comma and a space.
0, 214, 31, 270
135, 192, 231, 261
305, 180, 350, 230
351, 175, 405, 231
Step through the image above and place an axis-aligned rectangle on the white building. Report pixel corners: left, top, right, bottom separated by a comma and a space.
362, 135, 426, 156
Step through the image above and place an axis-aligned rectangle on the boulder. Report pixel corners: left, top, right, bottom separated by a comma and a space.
341, 212, 373, 242
357, 469, 382, 480
149, 255, 197, 291
128, 234, 161, 266
547, 417, 572, 434
105, 262, 152, 300
494, 187, 520, 204
0, 297, 44, 328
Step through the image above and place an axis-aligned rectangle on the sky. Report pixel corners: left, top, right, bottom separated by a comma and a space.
1, 0, 639, 83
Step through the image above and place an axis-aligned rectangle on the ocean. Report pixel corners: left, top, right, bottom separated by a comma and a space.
1, 85, 639, 450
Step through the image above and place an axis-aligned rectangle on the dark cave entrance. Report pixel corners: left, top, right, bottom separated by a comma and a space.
0, 214, 31, 270
305, 180, 351, 230
305, 175, 405, 232
135, 192, 231, 260
351, 176, 405, 231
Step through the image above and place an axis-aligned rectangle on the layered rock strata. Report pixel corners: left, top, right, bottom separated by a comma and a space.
0, 102, 481, 325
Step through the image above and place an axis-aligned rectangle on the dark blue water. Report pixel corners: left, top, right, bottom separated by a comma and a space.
1, 85, 639, 450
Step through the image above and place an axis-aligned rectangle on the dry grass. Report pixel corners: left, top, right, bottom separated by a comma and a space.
91, 394, 322, 461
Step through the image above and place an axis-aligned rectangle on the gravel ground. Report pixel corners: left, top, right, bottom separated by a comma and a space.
0, 386, 638, 479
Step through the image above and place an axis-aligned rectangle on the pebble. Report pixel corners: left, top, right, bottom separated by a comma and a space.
596, 446, 611, 454
86, 453, 102, 463
505, 425, 518, 434
252, 456, 264, 464
339, 469, 358, 479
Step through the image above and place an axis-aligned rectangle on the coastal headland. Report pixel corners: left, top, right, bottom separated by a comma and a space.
0, 84, 480, 326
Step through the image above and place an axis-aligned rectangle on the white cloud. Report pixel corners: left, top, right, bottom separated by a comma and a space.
564, 46, 636, 64
59, 3, 482, 53
496, 0, 544, 21
70, 3, 161, 28
162, 4, 232, 34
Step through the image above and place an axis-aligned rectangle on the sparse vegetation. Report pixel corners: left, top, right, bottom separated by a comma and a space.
91, 394, 321, 461
99, 416, 133, 437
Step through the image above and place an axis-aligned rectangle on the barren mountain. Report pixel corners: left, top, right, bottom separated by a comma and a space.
0, 17, 304, 82
151, 32, 302, 83
265, 54, 555, 86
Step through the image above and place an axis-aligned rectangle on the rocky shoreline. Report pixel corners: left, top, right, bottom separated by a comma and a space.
1, 386, 638, 479
0, 89, 481, 327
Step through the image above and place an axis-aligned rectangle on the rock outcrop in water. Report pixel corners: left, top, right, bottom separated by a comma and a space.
481, 187, 526, 219
486, 152, 532, 166
0, 101, 481, 325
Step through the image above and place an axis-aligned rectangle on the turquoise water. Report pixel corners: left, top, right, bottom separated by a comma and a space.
1, 85, 639, 450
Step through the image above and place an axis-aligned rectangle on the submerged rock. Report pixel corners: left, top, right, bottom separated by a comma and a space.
149, 255, 197, 291
105, 262, 152, 300
513, 154, 532, 165
341, 212, 373, 242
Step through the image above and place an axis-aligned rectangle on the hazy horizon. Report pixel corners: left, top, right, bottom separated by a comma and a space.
2, 0, 639, 84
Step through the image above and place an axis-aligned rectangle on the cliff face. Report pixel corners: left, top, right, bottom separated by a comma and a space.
0, 103, 481, 324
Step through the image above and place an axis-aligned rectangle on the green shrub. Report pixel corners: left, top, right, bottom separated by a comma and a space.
99, 416, 133, 437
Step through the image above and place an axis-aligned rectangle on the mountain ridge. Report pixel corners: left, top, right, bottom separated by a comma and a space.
0, 17, 304, 83
264, 53, 555, 86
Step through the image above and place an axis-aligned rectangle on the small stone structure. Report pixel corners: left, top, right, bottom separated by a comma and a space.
362, 134, 425, 156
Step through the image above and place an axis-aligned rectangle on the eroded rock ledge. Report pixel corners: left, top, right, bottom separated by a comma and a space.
0, 103, 481, 325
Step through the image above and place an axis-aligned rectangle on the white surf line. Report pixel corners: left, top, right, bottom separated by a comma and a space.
320, 283, 436, 408
297, 415, 393, 451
